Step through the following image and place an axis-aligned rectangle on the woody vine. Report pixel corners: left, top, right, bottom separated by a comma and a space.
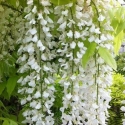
0, 0, 125, 125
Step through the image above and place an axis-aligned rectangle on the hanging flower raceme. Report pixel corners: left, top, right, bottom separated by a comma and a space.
52, 0, 115, 125
17, 0, 58, 124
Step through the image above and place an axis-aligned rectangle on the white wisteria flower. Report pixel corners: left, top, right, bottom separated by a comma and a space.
34, 91, 41, 98
78, 41, 84, 48
74, 31, 81, 39
67, 30, 73, 38
28, 80, 35, 87
98, 14, 105, 22
43, 91, 49, 98
66, 93, 72, 100
70, 41, 76, 49
29, 28, 37, 35
37, 40, 45, 51
27, 0, 33, 5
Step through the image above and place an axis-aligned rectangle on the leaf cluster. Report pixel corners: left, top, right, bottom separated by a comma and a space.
109, 6, 125, 55
115, 53, 125, 75
108, 73, 125, 125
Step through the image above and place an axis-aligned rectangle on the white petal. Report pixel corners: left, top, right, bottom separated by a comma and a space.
43, 26, 49, 33
41, 54, 47, 60
30, 101, 37, 108
27, 0, 33, 5
44, 78, 50, 84
90, 24, 95, 33
74, 31, 80, 38
29, 28, 37, 35
67, 30, 73, 38
66, 93, 72, 100
70, 41, 76, 49
77, 51, 82, 58
72, 95, 79, 102
28, 80, 35, 87
32, 6, 37, 13
78, 41, 84, 48
40, 19, 47, 25
34, 91, 41, 98
43, 65, 50, 71
57, 16, 64, 24
70, 75, 76, 80
58, 21, 66, 30
101, 34, 107, 41
62, 10, 68, 16
26, 88, 34, 94
121, 106, 125, 111
30, 19, 36, 24
88, 35, 95, 42
95, 28, 101, 34
37, 40, 45, 51
41, 0, 51, 6
92, 103, 98, 109
38, 13, 43, 20
35, 102, 41, 109
98, 15, 105, 22
43, 91, 49, 98
47, 17, 53, 23
27, 95, 32, 101
21, 99, 26, 105
32, 115, 38, 121
32, 35, 38, 42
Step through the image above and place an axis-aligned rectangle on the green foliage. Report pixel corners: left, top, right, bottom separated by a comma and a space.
6, 76, 19, 99
109, 7, 125, 54
108, 73, 125, 125
52, 75, 63, 125
0, 117, 18, 125
110, 73, 125, 105
115, 53, 125, 75
0, 38, 22, 125
82, 42, 97, 68
50, 0, 76, 5
98, 47, 117, 70
0, 82, 6, 95
7, 0, 17, 7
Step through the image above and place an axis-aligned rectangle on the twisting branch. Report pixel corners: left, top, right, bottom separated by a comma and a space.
0, 2, 23, 13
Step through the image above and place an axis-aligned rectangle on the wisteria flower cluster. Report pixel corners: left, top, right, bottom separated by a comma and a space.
16, 0, 117, 125
0, 5, 25, 82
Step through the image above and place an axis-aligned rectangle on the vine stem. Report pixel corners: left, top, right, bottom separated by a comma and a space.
37, 0, 43, 112
91, 1, 101, 122
70, 7, 75, 95
91, 0, 101, 106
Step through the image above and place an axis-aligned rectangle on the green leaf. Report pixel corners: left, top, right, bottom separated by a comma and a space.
9, 115, 17, 122
82, 42, 97, 68
19, 0, 27, 7
114, 30, 124, 55
9, 120, 18, 125
0, 100, 7, 110
98, 47, 117, 70
0, 117, 6, 121
6, 76, 18, 98
115, 21, 125, 35
50, 0, 75, 5
18, 110, 25, 125
7, 0, 17, 7
0, 81, 6, 95
2, 120, 9, 125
